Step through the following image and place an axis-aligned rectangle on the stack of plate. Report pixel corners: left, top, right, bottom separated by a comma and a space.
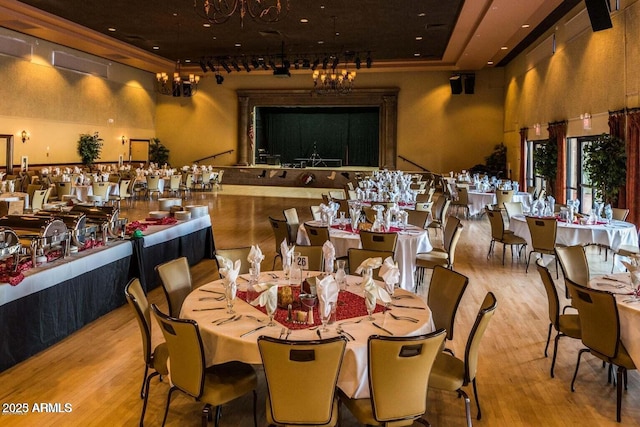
158, 198, 181, 211
174, 211, 191, 221
185, 205, 208, 218
149, 210, 170, 219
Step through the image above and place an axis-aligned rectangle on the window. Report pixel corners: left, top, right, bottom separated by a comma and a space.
566, 136, 597, 214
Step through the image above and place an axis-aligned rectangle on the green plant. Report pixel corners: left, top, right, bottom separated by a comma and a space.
534, 139, 557, 195
484, 143, 507, 177
149, 138, 170, 165
583, 133, 627, 204
77, 132, 103, 168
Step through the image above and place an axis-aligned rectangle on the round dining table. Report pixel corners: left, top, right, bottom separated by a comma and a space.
467, 191, 533, 217
296, 221, 432, 291
181, 271, 434, 399
508, 214, 638, 251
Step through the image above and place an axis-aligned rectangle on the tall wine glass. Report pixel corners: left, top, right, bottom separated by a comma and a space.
365, 295, 376, 321
225, 281, 237, 314
266, 296, 277, 326
321, 301, 334, 332
300, 293, 317, 325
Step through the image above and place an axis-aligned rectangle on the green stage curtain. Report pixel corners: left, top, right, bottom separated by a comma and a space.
258, 107, 379, 166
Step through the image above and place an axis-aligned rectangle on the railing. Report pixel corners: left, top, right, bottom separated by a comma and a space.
193, 149, 234, 163
398, 155, 430, 172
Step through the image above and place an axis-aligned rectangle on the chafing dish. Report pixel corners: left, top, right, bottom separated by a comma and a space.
0, 227, 22, 260
69, 205, 125, 239
33, 212, 92, 247
0, 216, 69, 264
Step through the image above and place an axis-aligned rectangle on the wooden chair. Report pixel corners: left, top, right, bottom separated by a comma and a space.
339, 330, 446, 427
215, 247, 253, 279
269, 217, 290, 269
428, 266, 469, 349
416, 216, 463, 271
359, 229, 398, 252
304, 223, 330, 246
427, 196, 451, 238
109, 179, 131, 209
496, 189, 514, 208
486, 209, 527, 265
28, 189, 48, 212
525, 216, 561, 277
295, 245, 324, 272
145, 175, 161, 200
88, 182, 110, 205
347, 248, 394, 281
212, 170, 224, 191
156, 257, 192, 317
555, 245, 590, 288
283, 208, 300, 243
406, 209, 430, 229
503, 201, 524, 220
150, 305, 258, 427
451, 186, 470, 219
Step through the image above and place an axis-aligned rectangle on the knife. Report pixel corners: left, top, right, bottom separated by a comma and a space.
372, 322, 394, 335
316, 329, 322, 339
240, 325, 267, 338
391, 303, 425, 310
199, 288, 224, 295
192, 307, 224, 311
218, 315, 242, 325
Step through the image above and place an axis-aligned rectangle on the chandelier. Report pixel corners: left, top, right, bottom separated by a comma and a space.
194, 0, 289, 26
156, 61, 200, 97
312, 67, 356, 95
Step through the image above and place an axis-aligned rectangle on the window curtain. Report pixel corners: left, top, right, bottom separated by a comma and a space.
609, 109, 627, 208
626, 108, 640, 227
519, 127, 528, 191
548, 120, 567, 201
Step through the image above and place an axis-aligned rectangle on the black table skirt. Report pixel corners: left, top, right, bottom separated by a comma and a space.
0, 256, 131, 372
131, 226, 215, 293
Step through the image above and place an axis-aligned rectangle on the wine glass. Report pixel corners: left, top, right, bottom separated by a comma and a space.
338, 211, 346, 230
365, 295, 376, 321
299, 293, 317, 325
335, 260, 347, 290
266, 298, 277, 326
225, 281, 237, 314
321, 301, 334, 332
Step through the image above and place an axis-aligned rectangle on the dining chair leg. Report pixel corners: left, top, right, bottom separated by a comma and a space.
140, 365, 149, 398
616, 367, 624, 422
458, 388, 473, 427
161, 387, 177, 427
252, 389, 258, 427
550, 333, 562, 378
544, 323, 552, 358
472, 378, 482, 420
571, 348, 590, 392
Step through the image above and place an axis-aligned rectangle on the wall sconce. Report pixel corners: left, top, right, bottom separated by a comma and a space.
581, 113, 592, 130
534, 123, 541, 136
20, 130, 29, 143
121, 136, 127, 145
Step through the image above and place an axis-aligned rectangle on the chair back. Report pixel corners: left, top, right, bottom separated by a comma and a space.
183, 173, 194, 189
525, 216, 557, 252
258, 336, 346, 425
535, 260, 561, 330
360, 230, 398, 252
456, 187, 469, 204
565, 279, 620, 359
465, 292, 498, 383
125, 278, 153, 365
156, 257, 192, 317
415, 201, 433, 212
31, 189, 48, 211
428, 266, 469, 341
269, 217, 290, 255
310, 205, 322, 221
443, 216, 463, 254
503, 201, 524, 219
496, 190, 514, 207
304, 223, 330, 246
118, 179, 131, 198
151, 305, 205, 398
406, 209, 429, 229
283, 208, 300, 242
328, 190, 345, 200
486, 209, 506, 240
56, 181, 73, 196
296, 245, 324, 272
146, 175, 160, 191
215, 247, 252, 278
348, 248, 393, 281
92, 182, 110, 198
555, 245, 589, 287
368, 329, 446, 423
431, 195, 445, 220
612, 208, 630, 221
169, 174, 182, 190
336, 199, 349, 216
26, 183, 42, 202
415, 192, 430, 203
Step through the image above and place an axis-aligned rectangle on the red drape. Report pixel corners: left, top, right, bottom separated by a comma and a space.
548, 121, 567, 202
626, 109, 640, 227
609, 109, 627, 208
519, 127, 528, 191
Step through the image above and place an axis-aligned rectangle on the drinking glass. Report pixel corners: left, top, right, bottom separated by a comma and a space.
300, 293, 317, 325
266, 300, 277, 326
338, 212, 346, 230
335, 260, 347, 290
321, 301, 334, 332
225, 281, 237, 314
246, 267, 260, 303
365, 295, 376, 321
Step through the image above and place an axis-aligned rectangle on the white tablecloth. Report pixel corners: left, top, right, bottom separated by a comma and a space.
181, 273, 434, 399
468, 191, 495, 216
509, 215, 638, 251
296, 221, 432, 291
72, 183, 118, 202
141, 215, 212, 248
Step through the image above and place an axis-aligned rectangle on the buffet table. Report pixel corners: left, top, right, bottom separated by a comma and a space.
0, 241, 132, 371
181, 271, 434, 399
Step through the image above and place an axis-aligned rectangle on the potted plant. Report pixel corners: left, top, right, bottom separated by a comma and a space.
484, 143, 507, 178
77, 132, 103, 169
534, 139, 557, 196
583, 133, 627, 205
149, 138, 170, 166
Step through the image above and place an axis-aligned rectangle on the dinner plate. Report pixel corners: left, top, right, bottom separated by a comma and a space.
149, 210, 170, 218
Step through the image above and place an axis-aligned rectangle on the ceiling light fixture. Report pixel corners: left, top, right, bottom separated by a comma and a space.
155, 60, 200, 97
312, 56, 356, 95
194, 0, 289, 27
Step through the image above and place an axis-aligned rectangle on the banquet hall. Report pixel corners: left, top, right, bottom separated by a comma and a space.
1, 1, 640, 426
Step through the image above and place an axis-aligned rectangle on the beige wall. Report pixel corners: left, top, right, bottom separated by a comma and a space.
0, 28, 155, 168
156, 68, 505, 174
503, 0, 640, 181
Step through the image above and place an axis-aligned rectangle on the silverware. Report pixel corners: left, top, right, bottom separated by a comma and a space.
278, 327, 285, 339
388, 312, 419, 323
336, 326, 354, 341
391, 303, 425, 310
604, 276, 629, 284
246, 315, 267, 323
198, 296, 225, 301
392, 294, 414, 300
285, 328, 292, 339
596, 282, 625, 289
237, 276, 249, 282
240, 325, 268, 338
217, 315, 242, 325
316, 329, 323, 339
339, 318, 364, 326
372, 322, 394, 335
199, 288, 225, 295
193, 307, 225, 312
212, 315, 235, 325
268, 273, 279, 279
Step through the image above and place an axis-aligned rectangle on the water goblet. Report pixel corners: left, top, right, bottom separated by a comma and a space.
299, 293, 317, 325
266, 300, 277, 326
365, 295, 376, 321
335, 260, 347, 290
321, 301, 334, 332
338, 212, 346, 230
225, 281, 237, 314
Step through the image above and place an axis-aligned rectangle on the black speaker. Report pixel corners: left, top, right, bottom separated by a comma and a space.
449, 75, 462, 95
585, 0, 613, 32
464, 74, 475, 94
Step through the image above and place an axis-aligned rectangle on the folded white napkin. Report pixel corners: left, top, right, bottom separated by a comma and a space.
251, 284, 278, 314
219, 259, 241, 284
323, 240, 335, 273
364, 274, 391, 306
248, 245, 265, 264
280, 239, 294, 268
379, 256, 400, 294
621, 261, 640, 286
355, 257, 382, 275
317, 275, 339, 319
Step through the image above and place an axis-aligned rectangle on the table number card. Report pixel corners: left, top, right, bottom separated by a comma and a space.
295, 255, 309, 270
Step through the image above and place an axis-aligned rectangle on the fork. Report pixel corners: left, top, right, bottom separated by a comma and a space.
339, 318, 364, 326
246, 315, 267, 323
278, 327, 286, 339
198, 296, 225, 301
217, 315, 242, 325
388, 312, 419, 323
336, 326, 355, 341
212, 315, 234, 325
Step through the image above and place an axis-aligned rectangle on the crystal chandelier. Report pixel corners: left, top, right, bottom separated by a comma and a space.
194, 0, 289, 26
156, 61, 200, 97
312, 67, 356, 95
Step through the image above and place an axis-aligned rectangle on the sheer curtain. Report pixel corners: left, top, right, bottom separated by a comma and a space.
548, 121, 567, 202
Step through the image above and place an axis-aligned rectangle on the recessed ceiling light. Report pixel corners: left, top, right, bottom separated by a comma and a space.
335, 32, 340, 36
415, 36, 423, 41
501, 46, 508, 50
317, 40, 324, 44
212, 36, 217, 40
107, 27, 116, 32
152, 46, 159, 50
235, 43, 241, 47
320, 5, 325, 9
300, 18, 309, 23
487, 61, 494, 65
184, 59, 191, 63
522, 24, 530, 28
414, 53, 421, 57
418, 12, 426, 17
203, 23, 211, 28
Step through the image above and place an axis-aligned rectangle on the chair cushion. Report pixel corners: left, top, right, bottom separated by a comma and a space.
338, 390, 415, 427
617, 245, 640, 257
502, 234, 527, 245
415, 250, 449, 269
429, 353, 465, 392
200, 361, 257, 406
558, 314, 581, 339
267, 395, 339, 426
152, 342, 170, 376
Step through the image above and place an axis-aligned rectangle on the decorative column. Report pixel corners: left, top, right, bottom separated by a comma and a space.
237, 96, 250, 166
381, 95, 397, 170
548, 120, 567, 201
519, 127, 528, 191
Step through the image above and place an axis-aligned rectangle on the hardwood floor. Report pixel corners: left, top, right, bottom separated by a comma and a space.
1, 186, 639, 426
